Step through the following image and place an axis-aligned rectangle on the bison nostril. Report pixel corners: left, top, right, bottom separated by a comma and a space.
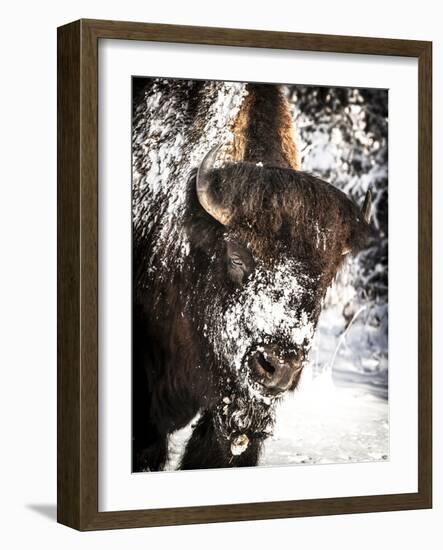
255, 352, 276, 378
249, 347, 302, 394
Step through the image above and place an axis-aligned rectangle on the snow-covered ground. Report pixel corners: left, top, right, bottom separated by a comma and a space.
261, 372, 388, 467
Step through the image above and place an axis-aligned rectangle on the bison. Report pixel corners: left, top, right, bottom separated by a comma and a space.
132, 80, 372, 471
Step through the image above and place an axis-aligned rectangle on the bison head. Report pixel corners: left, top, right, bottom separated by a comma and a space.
185, 147, 372, 447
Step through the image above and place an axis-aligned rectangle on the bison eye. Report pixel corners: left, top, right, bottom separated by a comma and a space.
227, 254, 250, 285
230, 256, 245, 268
226, 241, 254, 284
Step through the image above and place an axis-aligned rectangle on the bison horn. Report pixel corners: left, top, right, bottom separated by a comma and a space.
361, 187, 372, 224
196, 146, 232, 225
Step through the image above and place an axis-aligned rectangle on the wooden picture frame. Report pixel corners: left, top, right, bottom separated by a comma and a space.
57, 18, 432, 530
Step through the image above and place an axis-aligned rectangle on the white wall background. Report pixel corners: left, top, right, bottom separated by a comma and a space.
0, 1, 440, 548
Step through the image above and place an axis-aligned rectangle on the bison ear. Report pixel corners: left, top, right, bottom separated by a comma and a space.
361, 187, 372, 224
342, 189, 375, 256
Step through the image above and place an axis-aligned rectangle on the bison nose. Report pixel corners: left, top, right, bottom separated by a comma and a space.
249, 346, 303, 395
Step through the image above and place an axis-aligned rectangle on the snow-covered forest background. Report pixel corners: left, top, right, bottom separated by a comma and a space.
134, 80, 389, 469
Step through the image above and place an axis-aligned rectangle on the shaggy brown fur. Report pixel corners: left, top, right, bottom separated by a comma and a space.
230, 84, 300, 169
203, 162, 370, 255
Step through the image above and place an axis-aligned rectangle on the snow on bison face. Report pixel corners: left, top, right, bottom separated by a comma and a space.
212, 250, 318, 397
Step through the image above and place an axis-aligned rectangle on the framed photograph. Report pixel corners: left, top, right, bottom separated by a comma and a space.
57, 19, 432, 530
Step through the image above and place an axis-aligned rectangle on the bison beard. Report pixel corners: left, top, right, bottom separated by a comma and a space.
132, 80, 372, 472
